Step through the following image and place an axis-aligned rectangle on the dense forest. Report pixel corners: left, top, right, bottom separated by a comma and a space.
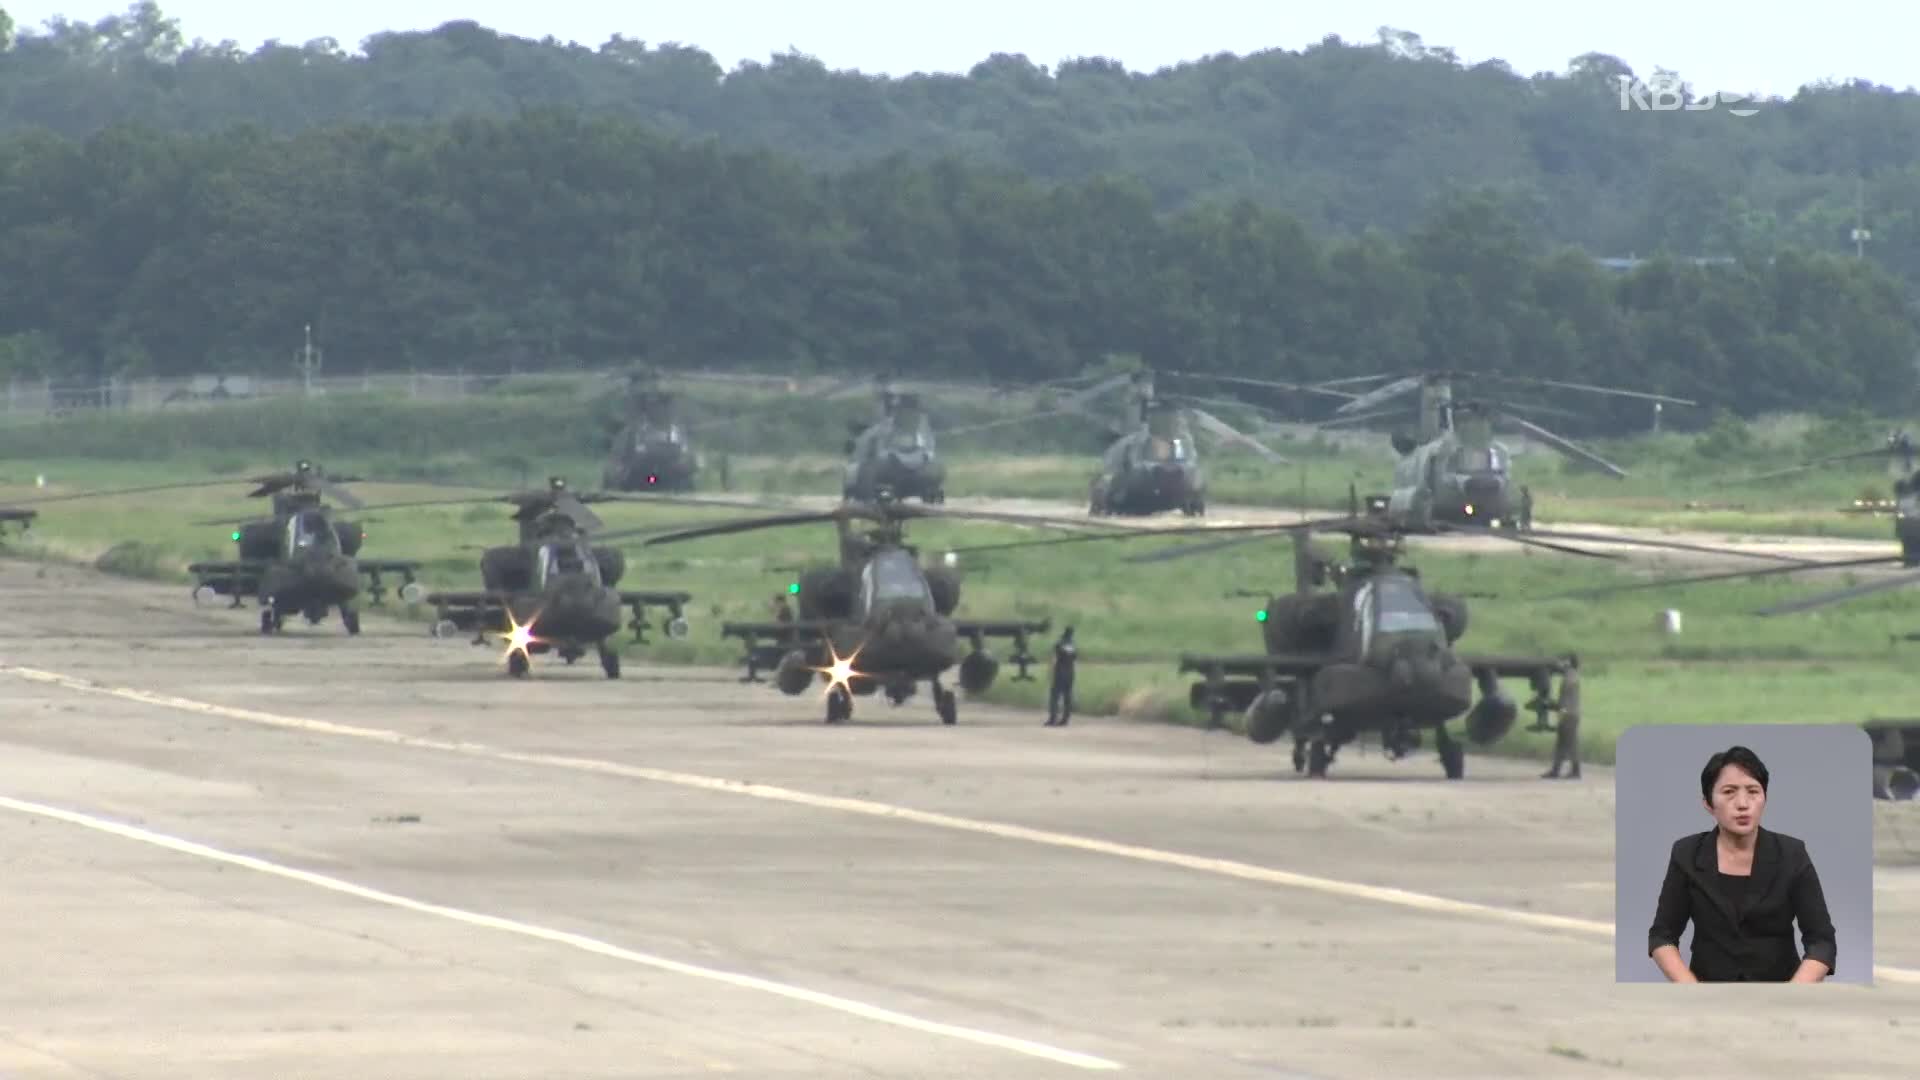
0, 5, 1916, 422
5, 4, 1919, 276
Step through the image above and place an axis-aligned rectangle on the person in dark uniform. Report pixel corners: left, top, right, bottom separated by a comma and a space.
1647, 745, 1836, 982
1543, 652, 1581, 779
1518, 485, 1535, 531
771, 592, 794, 623
1045, 626, 1077, 726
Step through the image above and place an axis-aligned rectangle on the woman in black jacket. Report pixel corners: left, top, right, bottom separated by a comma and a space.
1647, 745, 1837, 982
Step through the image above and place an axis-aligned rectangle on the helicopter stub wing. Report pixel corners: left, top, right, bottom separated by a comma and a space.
357, 559, 422, 573
1185, 407, 1290, 464
423, 590, 511, 609
1178, 652, 1329, 678
616, 589, 693, 608
952, 617, 1051, 640
1457, 654, 1568, 679
720, 619, 835, 644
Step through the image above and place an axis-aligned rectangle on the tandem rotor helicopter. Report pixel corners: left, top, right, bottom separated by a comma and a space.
636, 494, 1118, 723
1316, 370, 1698, 532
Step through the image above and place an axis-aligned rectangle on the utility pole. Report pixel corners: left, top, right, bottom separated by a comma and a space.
296, 324, 322, 396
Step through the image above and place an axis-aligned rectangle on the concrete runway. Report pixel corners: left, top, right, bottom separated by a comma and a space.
1, 559, 1917, 1079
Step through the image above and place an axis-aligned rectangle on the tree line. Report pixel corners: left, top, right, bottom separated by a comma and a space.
4, 5, 1920, 283
0, 105, 1911, 425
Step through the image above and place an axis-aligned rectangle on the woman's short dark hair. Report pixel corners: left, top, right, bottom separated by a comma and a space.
1701, 745, 1770, 801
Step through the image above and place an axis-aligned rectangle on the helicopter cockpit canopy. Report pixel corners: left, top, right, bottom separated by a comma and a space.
1450, 445, 1507, 474
1139, 435, 1190, 463
634, 423, 685, 450
1355, 574, 1444, 656
286, 509, 340, 555
888, 416, 933, 452
537, 540, 602, 588
860, 548, 934, 613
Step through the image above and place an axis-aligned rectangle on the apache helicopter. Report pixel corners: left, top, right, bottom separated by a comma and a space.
944, 511, 1801, 779
13, 461, 425, 634
638, 497, 1108, 723
414, 477, 696, 678
842, 382, 948, 504
1047, 368, 1290, 517
1319, 370, 1697, 532
1715, 429, 1920, 564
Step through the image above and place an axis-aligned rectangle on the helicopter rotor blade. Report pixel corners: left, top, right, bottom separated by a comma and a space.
1184, 407, 1289, 464
1164, 371, 1362, 403
1488, 525, 1824, 564
315, 477, 365, 509
1491, 409, 1628, 479
1706, 447, 1891, 485
5, 478, 244, 505
1121, 530, 1284, 564
1315, 407, 1420, 430
1536, 555, 1903, 601
1482, 374, 1698, 407
1755, 567, 1920, 616
1428, 523, 1625, 560
1333, 375, 1426, 416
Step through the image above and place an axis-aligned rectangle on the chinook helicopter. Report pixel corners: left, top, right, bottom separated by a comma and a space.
602, 368, 700, 492
415, 477, 695, 678
638, 496, 1109, 723
1050, 369, 1289, 517
13, 461, 424, 634
1321, 371, 1697, 531
842, 382, 948, 504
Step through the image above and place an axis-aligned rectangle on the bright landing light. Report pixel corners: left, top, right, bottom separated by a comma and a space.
499, 608, 542, 667
814, 642, 864, 696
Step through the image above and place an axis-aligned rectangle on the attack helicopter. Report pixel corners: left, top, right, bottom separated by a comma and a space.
11, 461, 424, 634
1318, 370, 1697, 532
638, 495, 1111, 723
415, 477, 696, 678
1713, 429, 1920, 564
943, 512, 1800, 779
842, 382, 947, 504
1049, 368, 1290, 517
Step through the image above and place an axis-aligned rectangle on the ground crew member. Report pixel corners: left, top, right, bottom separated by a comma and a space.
1045, 626, 1077, 726
771, 592, 793, 623
1518, 485, 1535, 531
1543, 652, 1581, 779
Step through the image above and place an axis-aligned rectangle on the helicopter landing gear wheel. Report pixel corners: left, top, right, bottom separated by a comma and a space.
1183, 497, 1205, 517
259, 606, 283, 635
507, 651, 530, 679
598, 641, 622, 679
1308, 741, 1331, 778
826, 686, 852, 724
1436, 725, 1465, 780
1292, 740, 1308, 773
340, 607, 361, 636
934, 685, 957, 725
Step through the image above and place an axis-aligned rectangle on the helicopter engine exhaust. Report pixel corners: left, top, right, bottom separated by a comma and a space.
1244, 688, 1292, 744
958, 650, 999, 693
1874, 763, 1920, 801
1465, 690, 1518, 745
775, 650, 815, 696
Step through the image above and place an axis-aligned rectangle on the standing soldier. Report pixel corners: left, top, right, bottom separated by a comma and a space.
1045, 625, 1077, 727
1518, 485, 1535, 532
771, 591, 794, 623
1543, 652, 1582, 779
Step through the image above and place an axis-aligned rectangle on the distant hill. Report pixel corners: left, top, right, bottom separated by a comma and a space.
3, 6, 1919, 281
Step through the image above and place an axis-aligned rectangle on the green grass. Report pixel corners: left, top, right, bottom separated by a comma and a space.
3, 450, 1912, 769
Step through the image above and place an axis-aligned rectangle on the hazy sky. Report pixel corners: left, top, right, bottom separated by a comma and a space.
7, 1, 1914, 97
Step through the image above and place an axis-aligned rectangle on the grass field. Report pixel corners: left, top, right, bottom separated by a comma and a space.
3, 428, 1915, 771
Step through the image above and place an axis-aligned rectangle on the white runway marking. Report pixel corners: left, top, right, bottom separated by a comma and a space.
0, 791, 1123, 1072
7, 663, 1918, 986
